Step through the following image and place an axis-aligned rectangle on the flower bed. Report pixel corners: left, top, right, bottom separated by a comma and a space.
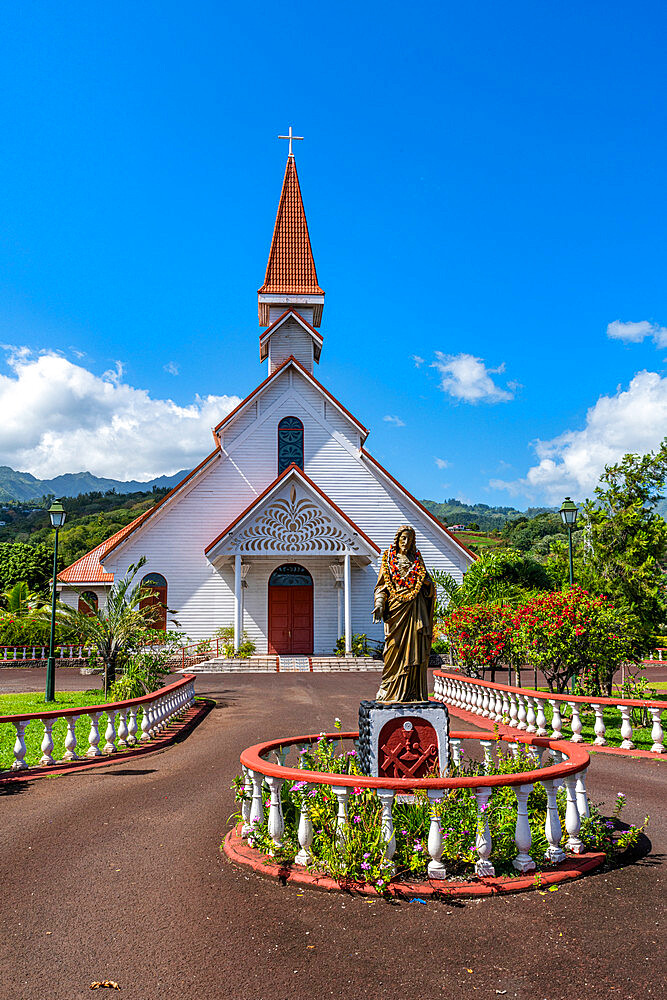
227, 727, 643, 896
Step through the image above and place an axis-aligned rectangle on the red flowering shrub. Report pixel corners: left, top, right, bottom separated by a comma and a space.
513, 587, 638, 694
444, 604, 516, 679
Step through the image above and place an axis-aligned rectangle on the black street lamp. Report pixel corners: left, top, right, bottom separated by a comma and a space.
45, 499, 66, 703
559, 496, 579, 587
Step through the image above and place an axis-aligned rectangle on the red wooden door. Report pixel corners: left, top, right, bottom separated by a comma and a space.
268, 585, 313, 655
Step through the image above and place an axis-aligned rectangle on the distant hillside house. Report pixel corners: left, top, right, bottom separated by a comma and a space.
57, 152, 475, 654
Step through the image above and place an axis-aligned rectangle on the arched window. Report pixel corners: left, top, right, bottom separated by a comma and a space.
268, 564, 313, 587
278, 416, 304, 474
78, 591, 98, 616
140, 573, 168, 631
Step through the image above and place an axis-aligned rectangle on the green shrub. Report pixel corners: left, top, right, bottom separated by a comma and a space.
215, 625, 256, 658
334, 633, 374, 657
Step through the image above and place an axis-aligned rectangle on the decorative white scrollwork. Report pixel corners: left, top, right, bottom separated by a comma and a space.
223, 494, 360, 554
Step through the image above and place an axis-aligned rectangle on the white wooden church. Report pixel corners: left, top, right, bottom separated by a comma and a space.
58, 143, 475, 656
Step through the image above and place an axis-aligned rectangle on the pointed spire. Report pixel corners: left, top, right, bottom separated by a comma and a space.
258, 156, 324, 327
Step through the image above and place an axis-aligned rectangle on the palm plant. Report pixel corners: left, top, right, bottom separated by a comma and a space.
2, 581, 41, 615
57, 560, 169, 695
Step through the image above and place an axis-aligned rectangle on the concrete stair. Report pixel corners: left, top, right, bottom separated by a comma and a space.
181, 655, 382, 673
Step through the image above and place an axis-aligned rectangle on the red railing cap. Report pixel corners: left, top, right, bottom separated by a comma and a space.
239, 729, 589, 790
434, 670, 667, 711
0, 674, 195, 726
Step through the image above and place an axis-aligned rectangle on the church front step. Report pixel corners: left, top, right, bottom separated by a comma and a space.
180, 655, 382, 673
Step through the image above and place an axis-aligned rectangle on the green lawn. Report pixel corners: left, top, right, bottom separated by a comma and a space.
0, 690, 148, 770
540, 700, 666, 753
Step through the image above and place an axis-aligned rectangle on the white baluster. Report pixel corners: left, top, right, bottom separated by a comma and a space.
543, 778, 565, 863
377, 788, 396, 868
87, 712, 102, 757
249, 770, 264, 830
512, 784, 536, 872
481, 687, 490, 718
569, 702, 583, 743
295, 786, 314, 865
11, 721, 28, 770
139, 704, 151, 742
618, 705, 635, 750
266, 775, 284, 851
516, 695, 527, 730
63, 716, 79, 761
591, 704, 607, 746
528, 744, 542, 764
116, 710, 128, 748
103, 710, 116, 754
241, 766, 253, 837
525, 697, 536, 733
475, 686, 484, 716
450, 738, 461, 767
332, 786, 350, 849
480, 739, 494, 771
508, 741, 520, 760
564, 775, 584, 853
549, 700, 563, 739
39, 719, 55, 766
501, 690, 510, 723
494, 690, 503, 721
575, 770, 590, 820
509, 693, 519, 729
649, 707, 665, 753
474, 787, 494, 877
426, 789, 446, 879
535, 698, 547, 736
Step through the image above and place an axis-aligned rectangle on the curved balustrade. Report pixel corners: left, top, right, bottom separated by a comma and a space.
238, 730, 592, 880
0, 644, 97, 663
433, 671, 666, 754
0, 675, 196, 773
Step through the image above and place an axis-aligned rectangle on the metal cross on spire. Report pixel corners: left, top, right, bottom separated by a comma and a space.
278, 126, 304, 158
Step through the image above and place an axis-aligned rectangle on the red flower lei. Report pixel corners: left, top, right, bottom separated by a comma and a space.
383, 545, 427, 602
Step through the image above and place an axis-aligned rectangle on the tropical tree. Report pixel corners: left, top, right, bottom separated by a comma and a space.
546, 439, 667, 656
433, 548, 552, 616
57, 560, 173, 694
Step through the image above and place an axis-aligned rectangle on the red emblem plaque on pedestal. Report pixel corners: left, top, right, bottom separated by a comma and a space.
378, 717, 439, 779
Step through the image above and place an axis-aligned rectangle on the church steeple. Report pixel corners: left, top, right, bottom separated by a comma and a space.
258, 149, 325, 330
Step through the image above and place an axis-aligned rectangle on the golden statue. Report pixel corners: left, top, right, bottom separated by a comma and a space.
372, 525, 436, 703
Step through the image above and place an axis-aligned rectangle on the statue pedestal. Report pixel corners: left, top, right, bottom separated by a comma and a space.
358, 700, 449, 778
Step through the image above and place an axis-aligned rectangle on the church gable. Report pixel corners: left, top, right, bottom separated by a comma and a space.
215, 358, 367, 458
205, 465, 379, 561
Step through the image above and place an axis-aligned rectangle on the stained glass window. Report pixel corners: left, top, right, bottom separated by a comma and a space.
268, 564, 313, 587
278, 416, 304, 474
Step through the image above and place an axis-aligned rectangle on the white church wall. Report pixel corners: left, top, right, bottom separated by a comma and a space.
268, 320, 314, 374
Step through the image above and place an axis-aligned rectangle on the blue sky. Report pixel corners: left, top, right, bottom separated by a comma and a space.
0, 1, 665, 507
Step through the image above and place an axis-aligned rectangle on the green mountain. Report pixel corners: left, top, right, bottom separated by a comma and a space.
420, 497, 554, 530
0, 466, 189, 503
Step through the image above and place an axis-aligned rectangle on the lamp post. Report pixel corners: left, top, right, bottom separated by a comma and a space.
45, 499, 66, 703
559, 496, 579, 588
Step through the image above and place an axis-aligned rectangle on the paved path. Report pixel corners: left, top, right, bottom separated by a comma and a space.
1, 672, 665, 1000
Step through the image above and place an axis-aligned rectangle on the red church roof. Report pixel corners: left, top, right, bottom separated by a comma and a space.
258, 156, 324, 296
56, 515, 149, 584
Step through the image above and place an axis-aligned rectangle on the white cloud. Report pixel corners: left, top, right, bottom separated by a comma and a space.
412, 355, 425, 367
0, 347, 241, 480
163, 361, 180, 376
431, 352, 515, 404
434, 457, 449, 469
606, 319, 667, 348
383, 414, 406, 427
491, 370, 667, 503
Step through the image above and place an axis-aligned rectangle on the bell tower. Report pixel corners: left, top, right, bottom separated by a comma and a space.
258, 132, 325, 373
